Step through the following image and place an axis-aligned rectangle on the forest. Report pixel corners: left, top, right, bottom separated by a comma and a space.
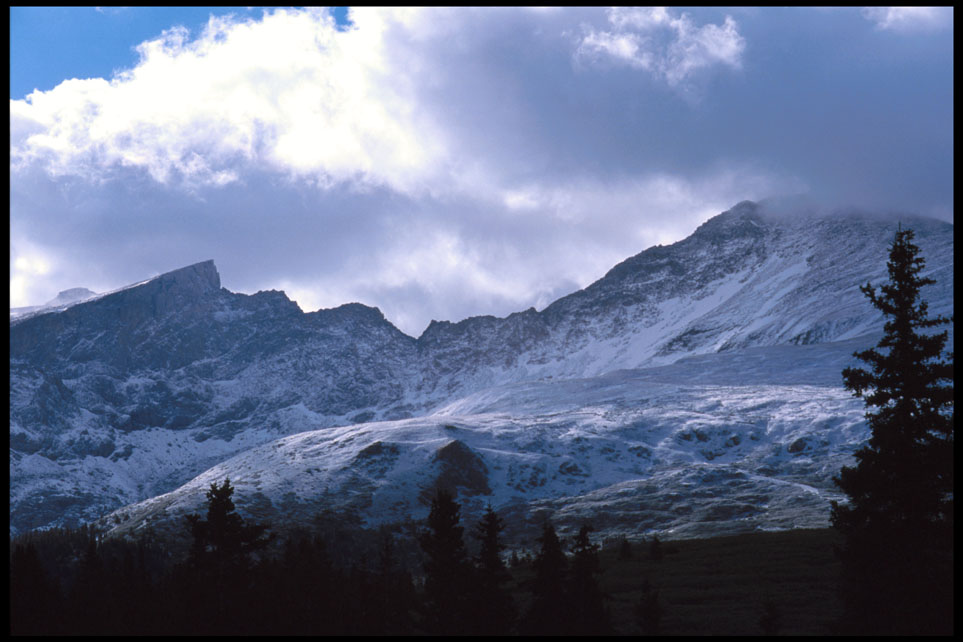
11, 480, 848, 636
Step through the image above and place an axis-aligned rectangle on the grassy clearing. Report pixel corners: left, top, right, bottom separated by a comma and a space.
509, 527, 843, 635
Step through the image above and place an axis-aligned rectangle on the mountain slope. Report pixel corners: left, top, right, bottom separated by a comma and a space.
9, 201, 953, 537
97, 337, 873, 546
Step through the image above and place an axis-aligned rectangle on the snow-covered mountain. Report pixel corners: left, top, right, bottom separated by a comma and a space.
10, 287, 98, 321
9, 200, 953, 543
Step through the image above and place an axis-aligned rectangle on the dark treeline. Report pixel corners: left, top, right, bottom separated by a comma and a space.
9, 482, 616, 636
10, 480, 952, 635
9, 484, 950, 635
9, 522, 417, 636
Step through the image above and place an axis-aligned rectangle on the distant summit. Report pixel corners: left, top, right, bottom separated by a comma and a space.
47, 287, 98, 306
152, 259, 221, 294
10, 286, 98, 320
10, 260, 221, 325
9, 203, 954, 538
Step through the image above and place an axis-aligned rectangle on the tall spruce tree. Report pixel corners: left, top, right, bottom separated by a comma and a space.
418, 488, 472, 634
470, 504, 517, 634
831, 226, 953, 634
372, 529, 416, 635
568, 524, 610, 635
181, 478, 272, 633
185, 478, 272, 572
522, 521, 570, 635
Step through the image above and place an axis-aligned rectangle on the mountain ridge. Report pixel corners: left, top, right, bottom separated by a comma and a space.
9, 201, 954, 538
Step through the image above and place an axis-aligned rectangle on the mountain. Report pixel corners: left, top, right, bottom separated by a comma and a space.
9, 201, 953, 543
10, 287, 98, 320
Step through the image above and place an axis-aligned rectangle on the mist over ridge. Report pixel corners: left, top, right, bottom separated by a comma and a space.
9, 200, 954, 543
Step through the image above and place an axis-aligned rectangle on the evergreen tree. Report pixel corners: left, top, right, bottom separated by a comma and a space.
372, 529, 416, 635
470, 504, 517, 634
831, 227, 953, 634
568, 524, 610, 635
180, 478, 272, 634
418, 488, 472, 634
185, 478, 272, 570
522, 521, 570, 635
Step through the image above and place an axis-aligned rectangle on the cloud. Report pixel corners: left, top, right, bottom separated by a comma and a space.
10, 5, 750, 197
861, 6, 952, 32
11, 8, 449, 194
9, 235, 58, 308
9, 7, 953, 336
576, 7, 745, 88
251, 164, 804, 335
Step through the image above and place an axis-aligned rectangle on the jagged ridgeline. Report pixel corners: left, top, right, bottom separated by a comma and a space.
9, 201, 954, 542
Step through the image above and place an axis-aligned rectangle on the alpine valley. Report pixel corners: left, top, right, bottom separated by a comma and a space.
9, 200, 954, 548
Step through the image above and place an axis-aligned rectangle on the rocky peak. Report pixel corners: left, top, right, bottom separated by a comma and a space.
151, 259, 221, 295
686, 200, 768, 245
10, 261, 224, 367
46, 288, 98, 307
99, 259, 222, 319
309, 301, 390, 327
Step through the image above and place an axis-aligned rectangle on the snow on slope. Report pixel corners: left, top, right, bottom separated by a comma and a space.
11, 202, 954, 540
10, 287, 99, 320
98, 336, 870, 545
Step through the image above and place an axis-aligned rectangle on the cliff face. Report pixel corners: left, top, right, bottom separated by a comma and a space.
9, 202, 954, 535
11, 260, 222, 369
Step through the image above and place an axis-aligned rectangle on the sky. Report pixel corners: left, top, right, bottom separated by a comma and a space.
9, 7, 954, 337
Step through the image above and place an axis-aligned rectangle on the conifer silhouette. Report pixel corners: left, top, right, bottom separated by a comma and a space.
569, 524, 610, 634
832, 227, 953, 634
522, 521, 570, 635
180, 478, 272, 633
418, 488, 472, 634
471, 504, 517, 634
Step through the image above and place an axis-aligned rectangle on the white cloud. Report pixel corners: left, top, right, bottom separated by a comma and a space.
10, 8, 449, 193
493, 165, 805, 246
577, 7, 745, 88
9, 239, 58, 308
10, 6, 749, 203
8, 5, 804, 334
254, 164, 805, 336
10, 7, 950, 335
861, 7, 952, 32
